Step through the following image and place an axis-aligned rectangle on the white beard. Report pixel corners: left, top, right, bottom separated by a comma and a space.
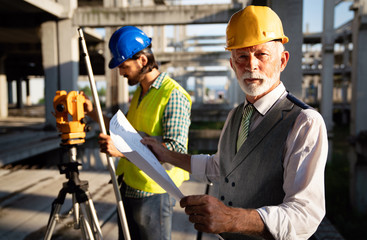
238, 72, 280, 97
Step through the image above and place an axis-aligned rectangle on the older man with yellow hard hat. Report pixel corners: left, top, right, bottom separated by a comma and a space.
142, 5, 328, 239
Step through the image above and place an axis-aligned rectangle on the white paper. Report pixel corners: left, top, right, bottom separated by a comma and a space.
109, 110, 185, 200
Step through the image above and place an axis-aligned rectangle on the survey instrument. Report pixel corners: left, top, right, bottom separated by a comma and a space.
44, 90, 102, 240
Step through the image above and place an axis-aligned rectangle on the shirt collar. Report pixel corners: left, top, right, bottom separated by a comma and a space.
244, 82, 286, 116
150, 72, 167, 89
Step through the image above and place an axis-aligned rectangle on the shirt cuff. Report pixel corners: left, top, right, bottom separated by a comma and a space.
190, 154, 210, 182
257, 207, 299, 240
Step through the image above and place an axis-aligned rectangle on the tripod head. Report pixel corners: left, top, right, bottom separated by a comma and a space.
53, 90, 88, 145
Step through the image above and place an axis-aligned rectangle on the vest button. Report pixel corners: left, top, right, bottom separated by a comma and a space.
225, 177, 229, 183
228, 201, 233, 206
232, 182, 235, 187
220, 196, 225, 201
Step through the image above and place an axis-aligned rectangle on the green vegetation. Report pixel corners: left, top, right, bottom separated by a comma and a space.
78, 85, 106, 107
325, 124, 367, 239
37, 98, 45, 104
190, 121, 224, 130
79, 85, 92, 96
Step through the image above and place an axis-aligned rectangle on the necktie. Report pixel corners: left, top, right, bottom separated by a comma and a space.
236, 104, 254, 151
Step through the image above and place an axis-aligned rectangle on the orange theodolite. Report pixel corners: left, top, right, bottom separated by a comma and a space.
53, 90, 88, 145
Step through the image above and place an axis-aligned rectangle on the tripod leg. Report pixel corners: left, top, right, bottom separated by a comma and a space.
79, 203, 96, 240
73, 193, 81, 229
86, 198, 103, 240
44, 203, 62, 240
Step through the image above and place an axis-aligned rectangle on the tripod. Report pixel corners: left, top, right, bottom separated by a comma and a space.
44, 145, 103, 240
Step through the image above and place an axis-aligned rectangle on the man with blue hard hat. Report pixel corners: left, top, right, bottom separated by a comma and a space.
84, 26, 192, 240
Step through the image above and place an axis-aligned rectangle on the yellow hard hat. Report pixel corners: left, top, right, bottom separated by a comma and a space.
226, 5, 289, 50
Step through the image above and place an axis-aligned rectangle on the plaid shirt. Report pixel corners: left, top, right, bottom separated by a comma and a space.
125, 72, 191, 198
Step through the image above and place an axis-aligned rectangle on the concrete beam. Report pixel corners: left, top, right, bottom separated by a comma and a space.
155, 51, 230, 63
180, 70, 229, 78
24, 0, 68, 18
73, 4, 242, 27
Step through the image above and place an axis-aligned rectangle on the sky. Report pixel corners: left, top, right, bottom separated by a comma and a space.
303, 0, 354, 33
26, 0, 355, 104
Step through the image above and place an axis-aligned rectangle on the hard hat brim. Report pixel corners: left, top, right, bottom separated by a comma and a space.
109, 57, 124, 69
225, 36, 289, 51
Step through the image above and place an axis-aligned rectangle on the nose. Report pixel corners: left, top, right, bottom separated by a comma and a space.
118, 67, 124, 76
246, 55, 259, 72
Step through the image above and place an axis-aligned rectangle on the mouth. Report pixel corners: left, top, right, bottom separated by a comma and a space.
244, 78, 261, 83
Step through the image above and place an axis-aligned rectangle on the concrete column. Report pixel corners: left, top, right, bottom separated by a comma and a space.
57, 19, 79, 91
195, 77, 204, 104
104, 0, 128, 114
16, 78, 23, 109
227, 72, 235, 107
301, 76, 308, 101
41, 21, 59, 128
153, 26, 166, 53
321, 0, 335, 132
0, 55, 7, 118
342, 30, 350, 107
349, 0, 367, 213
316, 75, 322, 103
271, 0, 303, 97
351, 0, 367, 135
105, 27, 129, 114
7, 79, 13, 104
174, 25, 186, 51
25, 79, 31, 106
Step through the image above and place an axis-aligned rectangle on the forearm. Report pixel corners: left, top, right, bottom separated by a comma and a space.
163, 88, 191, 154
228, 208, 273, 239
181, 195, 273, 239
165, 149, 191, 172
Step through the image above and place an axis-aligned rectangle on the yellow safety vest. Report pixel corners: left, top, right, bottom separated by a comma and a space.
116, 75, 191, 193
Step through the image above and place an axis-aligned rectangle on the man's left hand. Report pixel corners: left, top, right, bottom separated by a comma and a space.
180, 195, 235, 234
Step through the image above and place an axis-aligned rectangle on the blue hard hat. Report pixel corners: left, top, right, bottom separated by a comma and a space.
108, 26, 152, 69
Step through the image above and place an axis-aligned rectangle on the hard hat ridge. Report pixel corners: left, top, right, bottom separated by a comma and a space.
226, 5, 289, 50
108, 26, 152, 69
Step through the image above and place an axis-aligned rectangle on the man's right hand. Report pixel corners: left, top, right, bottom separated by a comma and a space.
80, 91, 94, 115
141, 137, 168, 162
98, 133, 124, 158
141, 137, 191, 172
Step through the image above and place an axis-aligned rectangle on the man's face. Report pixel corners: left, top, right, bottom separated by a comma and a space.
117, 58, 144, 86
230, 41, 289, 98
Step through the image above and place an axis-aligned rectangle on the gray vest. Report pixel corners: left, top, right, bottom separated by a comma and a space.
218, 94, 305, 240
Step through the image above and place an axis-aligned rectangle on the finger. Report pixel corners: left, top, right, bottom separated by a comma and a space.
98, 133, 110, 140
180, 195, 207, 208
188, 213, 205, 223
141, 136, 158, 145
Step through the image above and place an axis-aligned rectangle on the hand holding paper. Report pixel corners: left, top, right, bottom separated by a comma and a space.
109, 110, 185, 200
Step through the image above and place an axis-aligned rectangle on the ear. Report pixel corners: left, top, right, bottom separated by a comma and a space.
139, 54, 148, 67
230, 56, 234, 70
280, 51, 289, 72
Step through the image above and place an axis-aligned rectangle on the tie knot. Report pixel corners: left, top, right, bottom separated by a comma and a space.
243, 104, 254, 118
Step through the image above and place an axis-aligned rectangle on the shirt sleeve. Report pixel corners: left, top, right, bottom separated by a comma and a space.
162, 88, 191, 153
257, 109, 328, 240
